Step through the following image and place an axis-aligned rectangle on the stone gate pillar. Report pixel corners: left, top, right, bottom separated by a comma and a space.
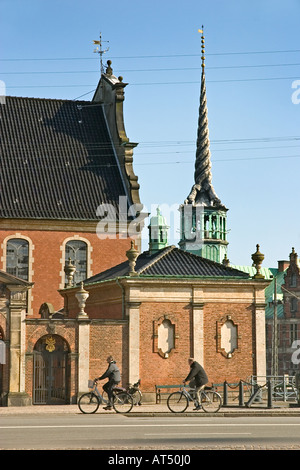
191, 301, 205, 364
77, 318, 90, 396
7, 285, 31, 406
127, 301, 141, 385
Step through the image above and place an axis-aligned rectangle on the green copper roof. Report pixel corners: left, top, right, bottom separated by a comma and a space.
149, 207, 168, 228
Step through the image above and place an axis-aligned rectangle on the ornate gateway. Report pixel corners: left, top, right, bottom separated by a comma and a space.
33, 335, 70, 405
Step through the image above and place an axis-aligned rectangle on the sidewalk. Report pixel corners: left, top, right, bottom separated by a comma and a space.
1, 402, 300, 416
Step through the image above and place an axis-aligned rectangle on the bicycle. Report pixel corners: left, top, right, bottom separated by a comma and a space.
78, 380, 133, 414
167, 384, 222, 413
128, 379, 142, 406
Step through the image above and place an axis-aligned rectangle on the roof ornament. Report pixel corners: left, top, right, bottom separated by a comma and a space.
289, 246, 298, 264
126, 240, 139, 276
251, 244, 265, 279
75, 282, 89, 317
185, 27, 222, 208
93, 32, 110, 74
222, 254, 230, 267
106, 59, 113, 76
64, 258, 76, 287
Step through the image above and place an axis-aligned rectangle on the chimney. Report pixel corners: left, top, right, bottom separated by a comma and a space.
277, 260, 290, 272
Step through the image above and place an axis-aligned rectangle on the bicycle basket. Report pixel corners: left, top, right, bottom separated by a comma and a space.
88, 380, 94, 389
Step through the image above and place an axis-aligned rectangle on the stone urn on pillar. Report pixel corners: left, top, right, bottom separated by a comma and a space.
126, 240, 139, 276
64, 258, 76, 287
75, 282, 89, 317
251, 244, 265, 279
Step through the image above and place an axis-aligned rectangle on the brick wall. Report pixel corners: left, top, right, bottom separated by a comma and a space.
66, 283, 123, 319
0, 228, 132, 316
89, 322, 129, 388
139, 302, 193, 391
204, 302, 254, 384
139, 300, 255, 392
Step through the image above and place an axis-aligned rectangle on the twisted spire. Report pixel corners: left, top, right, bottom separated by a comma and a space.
185, 29, 222, 207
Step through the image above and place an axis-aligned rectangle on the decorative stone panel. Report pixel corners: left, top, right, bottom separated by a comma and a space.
153, 314, 179, 358
216, 315, 240, 358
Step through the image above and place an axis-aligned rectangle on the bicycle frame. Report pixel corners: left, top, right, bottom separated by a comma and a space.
88, 380, 109, 405
180, 386, 197, 403
181, 385, 214, 404
89, 380, 130, 404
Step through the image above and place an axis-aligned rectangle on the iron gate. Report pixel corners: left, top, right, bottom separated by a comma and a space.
33, 335, 69, 405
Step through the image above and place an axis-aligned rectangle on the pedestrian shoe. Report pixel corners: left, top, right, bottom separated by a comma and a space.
193, 405, 202, 411
103, 406, 112, 410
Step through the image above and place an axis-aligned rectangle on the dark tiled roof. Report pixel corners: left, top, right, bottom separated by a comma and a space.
84, 246, 250, 284
0, 269, 33, 286
0, 96, 130, 220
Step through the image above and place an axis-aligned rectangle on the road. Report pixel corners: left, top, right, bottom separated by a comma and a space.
1, 413, 300, 451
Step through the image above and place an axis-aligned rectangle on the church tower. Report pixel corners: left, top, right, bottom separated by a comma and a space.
179, 29, 228, 263
148, 207, 169, 255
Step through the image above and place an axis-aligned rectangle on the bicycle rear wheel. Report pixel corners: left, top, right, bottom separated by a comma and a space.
201, 390, 222, 413
113, 391, 133, 413
167, 391, 189, 413
78, 392, 100, 414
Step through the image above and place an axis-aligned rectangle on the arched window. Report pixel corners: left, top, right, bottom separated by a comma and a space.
65, 240, 87, 284
6, 238, 29, 280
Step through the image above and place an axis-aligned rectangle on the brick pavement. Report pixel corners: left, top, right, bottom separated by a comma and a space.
1, 402, 300, 416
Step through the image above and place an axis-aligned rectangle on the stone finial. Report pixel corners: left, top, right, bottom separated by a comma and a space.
126, 241, 139, 276
289, 247, 298, 264
222, 254, 230, 267
251, 244, 265, 279
64, 258, 76, 287
75, 282, 89, 317
106, 60, 113, 75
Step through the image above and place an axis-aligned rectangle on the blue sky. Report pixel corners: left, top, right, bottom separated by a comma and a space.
0, 0, 299, 267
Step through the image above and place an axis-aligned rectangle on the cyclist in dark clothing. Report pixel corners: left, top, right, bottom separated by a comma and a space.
97, 356, 121, 410
183, 358, 208, 410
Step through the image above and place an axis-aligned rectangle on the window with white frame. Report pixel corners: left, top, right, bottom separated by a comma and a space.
65, 240, 87, 285
6, 238, 29, 280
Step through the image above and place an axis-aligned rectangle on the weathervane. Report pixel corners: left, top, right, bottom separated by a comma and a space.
93, 32, 109, 74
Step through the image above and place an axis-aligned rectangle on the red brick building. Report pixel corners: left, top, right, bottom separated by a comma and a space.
55, 242, 269, 403
0, 54, 270, 406
0, 62, 142, 316
266, 248, 300, 376
0, 63, 145, 405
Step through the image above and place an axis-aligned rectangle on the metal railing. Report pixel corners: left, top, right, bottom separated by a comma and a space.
251, 375, 299, 402
214, 375, 300, 409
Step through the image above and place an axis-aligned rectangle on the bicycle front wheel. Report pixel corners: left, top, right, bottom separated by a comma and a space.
78, 392, 100, 414
113, 392, 133, 413
167, 391, 189, 413
201, 390, 222, 413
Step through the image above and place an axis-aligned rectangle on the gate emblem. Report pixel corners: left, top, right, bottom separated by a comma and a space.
45, 336, 56, 353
